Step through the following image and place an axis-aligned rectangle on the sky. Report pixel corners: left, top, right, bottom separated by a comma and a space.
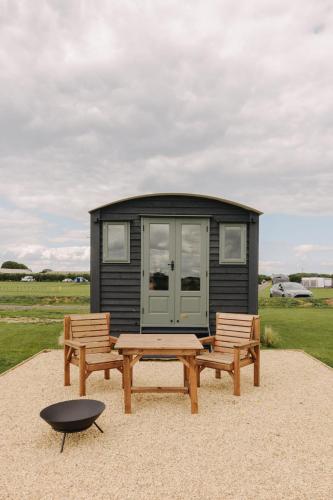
0, 0, 332, 274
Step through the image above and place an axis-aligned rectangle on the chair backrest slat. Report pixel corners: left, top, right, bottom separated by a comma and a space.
218, 318, 253, 327
70, 319, 107, 327
215, 313, 256, 357
71, 325, 110, 337
65, 313, 111, 355
69, 313, 107, 320
217, 329, 251, 339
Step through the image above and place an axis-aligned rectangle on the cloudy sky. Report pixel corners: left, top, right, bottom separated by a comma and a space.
0, 0, 332, 274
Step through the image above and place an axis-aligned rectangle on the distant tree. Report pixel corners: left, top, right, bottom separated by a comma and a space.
1, 261, 29, 270
41, 269, 53, 273
258, 274, 271, 284
289, 272, 331, 283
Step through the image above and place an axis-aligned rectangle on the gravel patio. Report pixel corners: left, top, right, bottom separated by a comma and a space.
0, 349, 332, 500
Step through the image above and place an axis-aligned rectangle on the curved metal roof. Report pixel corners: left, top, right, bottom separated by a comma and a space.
89, 193, 263, 214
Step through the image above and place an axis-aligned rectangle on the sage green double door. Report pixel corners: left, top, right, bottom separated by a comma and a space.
141, 218, 209, 327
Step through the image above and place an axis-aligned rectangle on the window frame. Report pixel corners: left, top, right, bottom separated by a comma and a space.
102, 221, 130, 263
219, 223, 247, 265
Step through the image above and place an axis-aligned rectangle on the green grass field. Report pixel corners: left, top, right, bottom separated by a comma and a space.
0, 280, 332, 373
0, 281, 90, 297
307, 287, 333, 298
0, 281, 90, 373
260, 307, 333, 367
0, 323, 62, 373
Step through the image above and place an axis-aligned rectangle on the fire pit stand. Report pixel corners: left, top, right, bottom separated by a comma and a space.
40, 399, 105, 453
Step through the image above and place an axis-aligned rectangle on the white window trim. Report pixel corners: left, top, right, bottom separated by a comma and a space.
103, 221, 130, 263
219, 223, 247, 264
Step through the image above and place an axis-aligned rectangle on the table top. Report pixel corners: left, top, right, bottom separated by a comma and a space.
115, 333, 203, 351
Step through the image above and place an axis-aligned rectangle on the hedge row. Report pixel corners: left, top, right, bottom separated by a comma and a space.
0, 273, 90, 282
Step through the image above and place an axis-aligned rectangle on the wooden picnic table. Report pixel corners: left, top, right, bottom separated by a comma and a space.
115, 334, 204, 414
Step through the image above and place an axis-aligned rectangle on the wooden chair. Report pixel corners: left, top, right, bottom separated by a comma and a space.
196, 313, 260, 396
64, 313, 123, 396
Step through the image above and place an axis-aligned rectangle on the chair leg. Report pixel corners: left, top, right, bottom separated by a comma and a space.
79, 370, 86, 397
79, 350, 86, 397
64, 347, 70, 386
64, 362, 70, 386
104, 369, 110, 380
254, 346, 260, 387
233, 350, 241, 396
215, 369, 221, 379
197, 366, 200, 388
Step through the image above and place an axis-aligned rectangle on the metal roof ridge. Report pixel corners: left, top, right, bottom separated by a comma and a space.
89, 192, 263, 215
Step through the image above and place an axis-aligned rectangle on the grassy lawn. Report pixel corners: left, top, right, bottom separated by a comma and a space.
309, 287, 333, 299
0, 306, 89, 373
0, 281, 90, 373
0, 281, 90, 297
260, 307, 333, 367
0, 280, 332, 374
0, 323, 62, 373
259, 283, 333, 366
0, 308, 89, 320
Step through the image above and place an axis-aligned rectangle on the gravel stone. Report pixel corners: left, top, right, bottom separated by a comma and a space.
0, 350, 332, 500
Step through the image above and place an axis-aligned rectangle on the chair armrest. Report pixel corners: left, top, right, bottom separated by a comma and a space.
64, 339, 87, 349
234, 340, 260, 350
199, 336, 215, 345
109, 335, 119, 346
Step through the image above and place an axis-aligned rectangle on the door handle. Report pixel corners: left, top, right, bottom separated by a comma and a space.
168, 260, 175, 271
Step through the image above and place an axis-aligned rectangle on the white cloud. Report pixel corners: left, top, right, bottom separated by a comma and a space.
0, 0, 332, 219
2, 244, 90, 272
294, 244, 333, 256
0, 1, 333, 270
49, 229, 89, 244
0, 207, 47, 251
259, 260, 283, 275
320, 261, 333, 267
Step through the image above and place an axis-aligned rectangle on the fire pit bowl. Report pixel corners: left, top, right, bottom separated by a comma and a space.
40, 399, 105, 452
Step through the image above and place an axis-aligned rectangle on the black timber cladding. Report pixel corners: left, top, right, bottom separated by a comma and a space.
90, 194, 260, 335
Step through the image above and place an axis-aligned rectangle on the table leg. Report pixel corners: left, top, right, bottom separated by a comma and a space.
183, 364, 188, 388
188, 356, 198, 414
123, 354, 132, 414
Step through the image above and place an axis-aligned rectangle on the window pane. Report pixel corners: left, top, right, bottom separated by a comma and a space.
181, 224, 201, 291
107, 224, 126, 260
149, 224, 169, 290
224, 227, 242, 259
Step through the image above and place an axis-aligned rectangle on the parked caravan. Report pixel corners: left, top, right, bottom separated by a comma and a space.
301, 277, 332, 288
272, 274, 289, 285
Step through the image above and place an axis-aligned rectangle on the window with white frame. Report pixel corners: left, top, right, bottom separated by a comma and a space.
219, 223, 247, 264
103, 222, 130, 263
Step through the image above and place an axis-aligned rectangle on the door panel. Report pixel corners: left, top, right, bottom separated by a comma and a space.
141, 218, 208, 327
175, 220, 208, 326
142, 219, 175, 326
149, 296, 170, 313
180, 296, 201, 313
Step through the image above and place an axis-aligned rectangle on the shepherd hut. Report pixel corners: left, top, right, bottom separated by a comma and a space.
90, 193, 262, 336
